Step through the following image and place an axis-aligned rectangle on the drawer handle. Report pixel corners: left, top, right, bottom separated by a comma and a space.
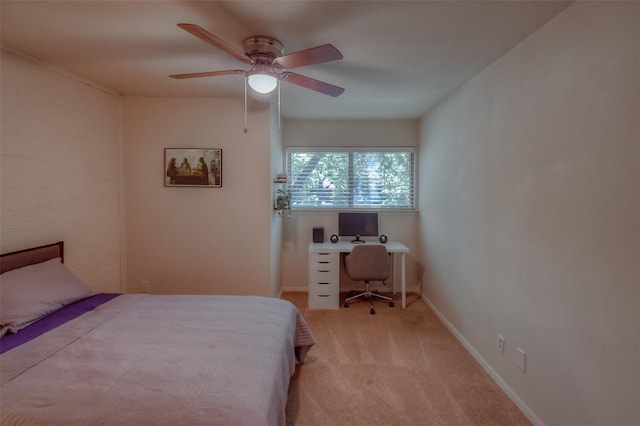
318, 295, 330, 298
318, 261, 330, 264
319, 282, 330, 285
318, 253, 331, 256
318, 270, 330, 273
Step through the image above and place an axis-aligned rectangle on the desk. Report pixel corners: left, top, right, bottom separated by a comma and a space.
308, 241, 409, 310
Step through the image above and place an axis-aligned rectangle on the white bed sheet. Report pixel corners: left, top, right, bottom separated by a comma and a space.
0, 294, 314, 426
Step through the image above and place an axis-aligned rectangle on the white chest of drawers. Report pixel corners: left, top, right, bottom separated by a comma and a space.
308, 250, 340, 309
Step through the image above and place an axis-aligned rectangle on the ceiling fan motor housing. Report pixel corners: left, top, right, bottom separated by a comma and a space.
242, 36, 284, 64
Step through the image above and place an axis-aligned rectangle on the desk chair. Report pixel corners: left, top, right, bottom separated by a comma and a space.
343, 245, 395, 315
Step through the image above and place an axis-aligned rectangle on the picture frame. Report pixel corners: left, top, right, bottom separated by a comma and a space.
165, 148, 222, 187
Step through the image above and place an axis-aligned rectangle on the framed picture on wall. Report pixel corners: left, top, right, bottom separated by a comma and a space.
165, 148, 222, 187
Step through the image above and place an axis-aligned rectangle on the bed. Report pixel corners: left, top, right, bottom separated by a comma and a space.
0, 241, 314, 425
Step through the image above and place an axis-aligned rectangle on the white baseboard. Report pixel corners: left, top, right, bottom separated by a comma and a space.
420, 294, 544, 426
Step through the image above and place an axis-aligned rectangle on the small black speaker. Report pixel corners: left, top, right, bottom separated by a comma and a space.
379, 234, 388, 244
330, 234, 339, 243
313, 227, 324, 243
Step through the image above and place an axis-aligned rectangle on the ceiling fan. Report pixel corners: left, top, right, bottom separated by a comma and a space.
170, 23, 345, 97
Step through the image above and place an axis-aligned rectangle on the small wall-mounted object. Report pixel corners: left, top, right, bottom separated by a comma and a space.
274, 172, 287, 183
274, 188, 291, 218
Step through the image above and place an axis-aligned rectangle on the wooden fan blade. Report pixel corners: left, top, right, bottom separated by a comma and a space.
281, 72, 345, 97
169, 70, 245, 79
275, 44, 343, 69
177, 23, 251, 64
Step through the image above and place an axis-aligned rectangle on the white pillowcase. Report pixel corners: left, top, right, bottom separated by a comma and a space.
0, 258, 93, 335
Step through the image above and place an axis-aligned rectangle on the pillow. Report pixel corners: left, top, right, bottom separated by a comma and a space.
0, 258, 93, 335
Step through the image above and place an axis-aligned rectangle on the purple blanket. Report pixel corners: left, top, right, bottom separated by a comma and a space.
0, 293, 119, 354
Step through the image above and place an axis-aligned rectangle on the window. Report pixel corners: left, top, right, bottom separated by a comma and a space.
286, 147, 415, 209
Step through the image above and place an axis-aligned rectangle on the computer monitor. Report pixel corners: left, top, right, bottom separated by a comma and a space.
338, 212, 378, 244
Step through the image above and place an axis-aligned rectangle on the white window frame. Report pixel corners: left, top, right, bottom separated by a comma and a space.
285, 147, 417, 211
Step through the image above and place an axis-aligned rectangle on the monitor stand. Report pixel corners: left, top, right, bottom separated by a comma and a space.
351, 235, 366, 244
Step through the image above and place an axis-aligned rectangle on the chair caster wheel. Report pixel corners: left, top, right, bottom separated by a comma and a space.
370, 308, 376, 315
389, 301, 395, 308
344, 302, 349, 308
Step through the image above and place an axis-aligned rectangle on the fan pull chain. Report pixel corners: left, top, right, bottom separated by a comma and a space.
277, 81, 281, 130
244, 76, 248, 133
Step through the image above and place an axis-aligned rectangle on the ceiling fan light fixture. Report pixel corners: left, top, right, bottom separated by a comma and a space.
247, 73, 278, 94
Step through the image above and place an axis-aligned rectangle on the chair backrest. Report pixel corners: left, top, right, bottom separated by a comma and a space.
344, 244, 391, 282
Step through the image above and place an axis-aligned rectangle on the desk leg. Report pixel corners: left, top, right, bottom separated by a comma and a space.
392, 253, 397, 295
401, 252, 406, 309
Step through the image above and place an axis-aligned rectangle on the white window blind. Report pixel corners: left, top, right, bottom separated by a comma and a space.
286, 147, 415, 209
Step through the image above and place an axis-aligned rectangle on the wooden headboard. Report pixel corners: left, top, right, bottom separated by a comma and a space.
0, 241, 64, 274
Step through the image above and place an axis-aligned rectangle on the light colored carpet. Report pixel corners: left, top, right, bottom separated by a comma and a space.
282, 292, 531, 426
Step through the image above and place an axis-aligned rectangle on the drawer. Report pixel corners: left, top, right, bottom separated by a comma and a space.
308, 293, 339, 310
309, 280, 339, 297
309, 268, 338, 283
309, 251, 339, 265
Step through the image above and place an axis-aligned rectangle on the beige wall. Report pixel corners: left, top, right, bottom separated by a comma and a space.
418, 2, 639, 425
0, 50, 123, 293
0, 50, 289, 298
270, 99, 285, 297
122, 97, 274, 296
280, 119, 421, 293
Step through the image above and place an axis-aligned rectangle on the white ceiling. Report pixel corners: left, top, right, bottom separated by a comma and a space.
1, 1, 571, 120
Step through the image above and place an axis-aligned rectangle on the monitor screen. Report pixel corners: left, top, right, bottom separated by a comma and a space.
338, 212, 379, 239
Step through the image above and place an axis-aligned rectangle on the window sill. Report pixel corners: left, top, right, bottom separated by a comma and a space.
290, 208, 419, 215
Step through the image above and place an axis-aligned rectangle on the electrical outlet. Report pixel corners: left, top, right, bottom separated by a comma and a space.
516, 347, 526, 372
141, 280, 150, 293
497, 334, 505, 353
